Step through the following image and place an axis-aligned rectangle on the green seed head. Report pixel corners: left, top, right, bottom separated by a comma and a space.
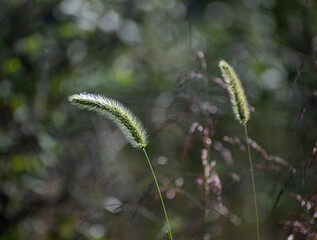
218, 60, 250, 125
68, 93, 148, 149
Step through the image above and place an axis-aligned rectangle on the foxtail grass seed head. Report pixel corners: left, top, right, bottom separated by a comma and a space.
68, 93, 148, 149
218, 60, 250, 125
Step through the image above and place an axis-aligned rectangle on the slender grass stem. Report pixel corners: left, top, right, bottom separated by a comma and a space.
142, 148, 173, 240
203, 193, 208, 238
243, 125, 260, 240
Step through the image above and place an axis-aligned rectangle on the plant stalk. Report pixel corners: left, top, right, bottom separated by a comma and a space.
203, 193, 208, 238
143, 148, 173, 240
244, 125, 260, 240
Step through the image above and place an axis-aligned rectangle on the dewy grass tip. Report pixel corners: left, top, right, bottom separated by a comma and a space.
68, 92, 148, 149
218, 60, 250, 125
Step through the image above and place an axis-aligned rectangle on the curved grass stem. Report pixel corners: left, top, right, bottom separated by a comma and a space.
244, 125, 260, 240
142, 148, 173, 240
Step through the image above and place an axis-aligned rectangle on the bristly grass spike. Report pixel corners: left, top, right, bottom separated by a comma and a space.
68, 92, 148, 149
218, 60, 250, 125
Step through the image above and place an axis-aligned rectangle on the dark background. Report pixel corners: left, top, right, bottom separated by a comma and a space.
0, 0, 316, 239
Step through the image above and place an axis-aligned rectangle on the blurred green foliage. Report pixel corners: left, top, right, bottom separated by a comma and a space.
0, 0, 316, 239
